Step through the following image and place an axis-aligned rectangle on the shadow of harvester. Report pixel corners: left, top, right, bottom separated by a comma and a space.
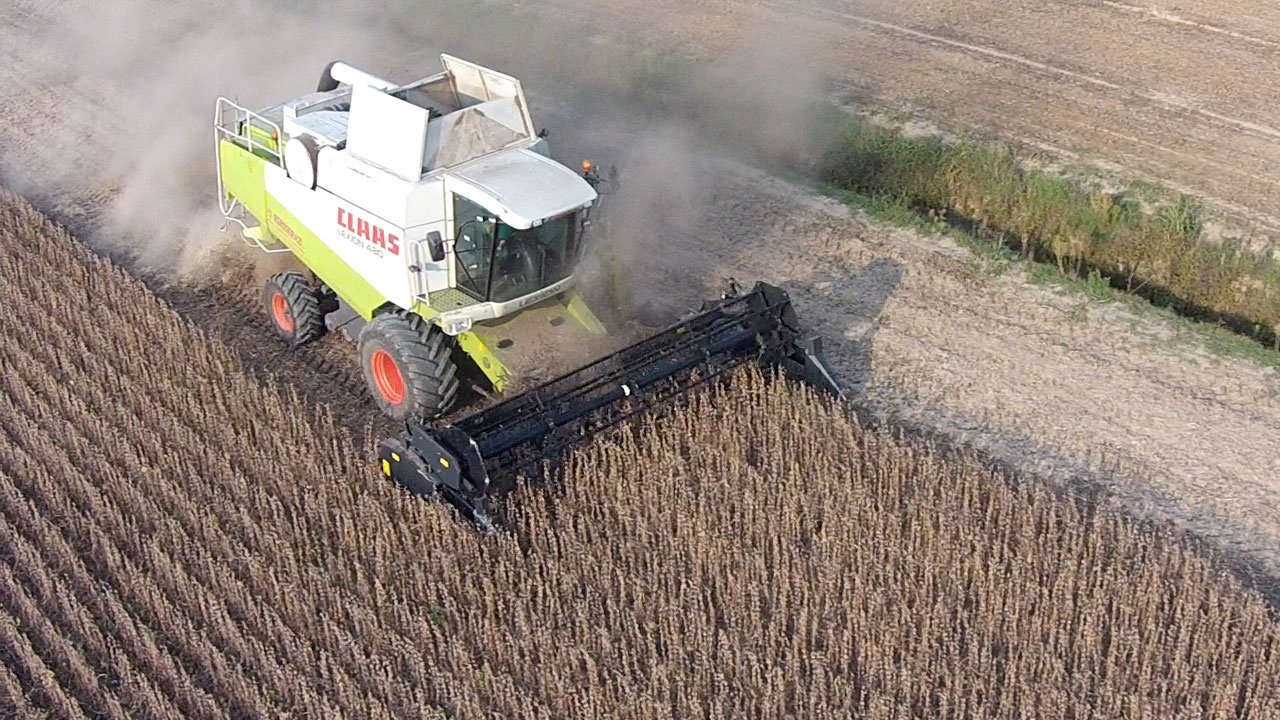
784, 256, 904, 402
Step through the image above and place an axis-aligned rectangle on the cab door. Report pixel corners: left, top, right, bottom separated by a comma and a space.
450, 193, 497, 300
406, 224, 450, 300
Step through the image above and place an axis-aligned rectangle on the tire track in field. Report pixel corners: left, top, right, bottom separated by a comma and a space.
1099, 1, 1280, 49
842, 72, 1280, 235
770, 0, 1280, 143
815, 12, 1280, 236
676, 0, 1280, 233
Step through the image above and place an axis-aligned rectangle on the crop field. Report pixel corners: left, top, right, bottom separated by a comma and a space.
3, 0, 1280, 602
2, 190, 1278, 718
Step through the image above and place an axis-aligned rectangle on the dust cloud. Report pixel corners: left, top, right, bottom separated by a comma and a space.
2, 0, 413, 275
539, 8, 837, 320
689, 13, 833, 169
429, 3, 840, 320
0, 0, 834, 307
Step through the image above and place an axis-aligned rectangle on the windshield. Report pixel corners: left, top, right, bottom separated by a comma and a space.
452, 194, 582, 303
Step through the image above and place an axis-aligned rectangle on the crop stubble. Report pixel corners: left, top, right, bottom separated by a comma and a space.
2, 191, 1279, 717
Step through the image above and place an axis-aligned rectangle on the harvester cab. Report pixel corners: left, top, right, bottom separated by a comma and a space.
214, 54, 607, 420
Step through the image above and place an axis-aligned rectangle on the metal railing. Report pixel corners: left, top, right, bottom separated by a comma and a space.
213, 97, 289, 254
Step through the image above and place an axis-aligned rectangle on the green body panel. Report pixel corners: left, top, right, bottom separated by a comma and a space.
454, 327, 513, 393
218, 139, 269, 220
219, 137, 387, 319
463, 292, 610, 395
408, 300, 513, 392
245, 124, 280, 157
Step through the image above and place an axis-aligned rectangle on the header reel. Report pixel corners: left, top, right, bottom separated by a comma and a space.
377, 280, 843, 528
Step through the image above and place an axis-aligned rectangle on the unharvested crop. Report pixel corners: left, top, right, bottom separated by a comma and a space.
1, 188, 1278, 718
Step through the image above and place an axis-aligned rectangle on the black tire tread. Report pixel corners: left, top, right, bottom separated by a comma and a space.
266, 272, 325, 346
359, 311, 459, 419
268, 271, 325, 345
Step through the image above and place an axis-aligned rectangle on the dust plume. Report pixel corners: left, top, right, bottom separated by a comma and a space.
0, 0, 834, 303
0, 0, 414, 276
684, 10, 835, 170
568, 121, 712, 325
505, 4, 839, 322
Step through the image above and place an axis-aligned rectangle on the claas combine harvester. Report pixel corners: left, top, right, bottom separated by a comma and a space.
214, 54, 843, 526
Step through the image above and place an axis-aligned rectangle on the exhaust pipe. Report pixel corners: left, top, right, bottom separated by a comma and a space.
317, 60, 398, 93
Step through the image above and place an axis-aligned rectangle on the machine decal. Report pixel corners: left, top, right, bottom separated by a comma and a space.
337, 207, 400, 256
268, 210, 305, 247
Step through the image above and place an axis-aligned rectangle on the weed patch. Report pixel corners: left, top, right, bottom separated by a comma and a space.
819, 119, 1280, 350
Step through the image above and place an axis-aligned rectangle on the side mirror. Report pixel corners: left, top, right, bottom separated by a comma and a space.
427, 231, 445, 262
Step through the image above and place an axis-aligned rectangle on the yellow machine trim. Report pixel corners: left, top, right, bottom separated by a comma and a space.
564, 291, 607, 336
456, 330, 512, 393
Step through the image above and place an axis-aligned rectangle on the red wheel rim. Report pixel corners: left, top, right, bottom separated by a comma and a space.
371, 349, 406, 405
271, 292, 294, 334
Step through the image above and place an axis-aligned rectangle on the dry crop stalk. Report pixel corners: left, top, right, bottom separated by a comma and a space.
1, 189, 1279, 718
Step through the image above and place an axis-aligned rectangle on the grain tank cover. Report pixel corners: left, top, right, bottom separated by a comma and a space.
421, 55, 539, 173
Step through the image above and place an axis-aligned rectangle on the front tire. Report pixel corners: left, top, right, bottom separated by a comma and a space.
358, 311, 459, 421
264, 272, 324, 346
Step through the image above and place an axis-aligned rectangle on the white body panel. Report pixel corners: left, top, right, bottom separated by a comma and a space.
403, 176, 448, 228
285, 111, 349, 146
317, 149, 419, 227
347, 84, 430, 181
327, 62, 397, 91
266, 164, 453, 309
447, 149, 596, 230
407, 232, 450, 297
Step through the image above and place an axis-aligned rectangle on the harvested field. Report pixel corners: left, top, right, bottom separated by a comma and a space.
3, 191, 1278, 718
536, 0, 1280, 239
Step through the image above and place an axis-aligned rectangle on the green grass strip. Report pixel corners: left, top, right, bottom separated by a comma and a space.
817, 118, 1280, 350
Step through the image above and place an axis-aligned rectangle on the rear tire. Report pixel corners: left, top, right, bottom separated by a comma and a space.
358, 311, 460, 421
264, 272, 324, 346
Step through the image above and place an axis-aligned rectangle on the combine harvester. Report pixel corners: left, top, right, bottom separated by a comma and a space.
214, 54, 843, 525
